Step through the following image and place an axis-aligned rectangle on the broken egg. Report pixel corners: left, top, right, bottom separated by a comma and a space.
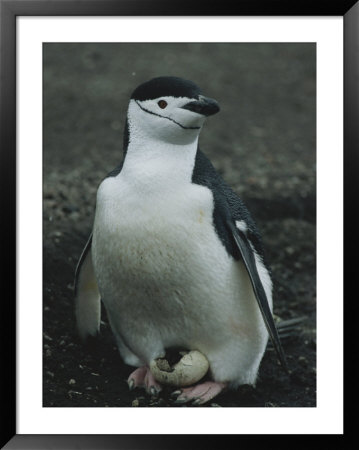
149, 350, 209, 387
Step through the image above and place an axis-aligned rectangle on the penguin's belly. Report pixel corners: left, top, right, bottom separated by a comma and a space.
92, 176, 267, 377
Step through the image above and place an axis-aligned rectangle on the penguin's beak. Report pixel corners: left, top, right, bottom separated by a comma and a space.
181, 95, 220, 117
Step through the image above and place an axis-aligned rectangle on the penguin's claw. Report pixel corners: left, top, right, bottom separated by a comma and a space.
171, 389, 182, 398
149, 385, 160, 397
144, 368, 162, 395
172, 381, 226, 406
127, 365, 147, 389
127, 365, 162, 395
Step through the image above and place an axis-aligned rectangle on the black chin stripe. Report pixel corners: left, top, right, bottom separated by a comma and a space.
135, 100, 201, 130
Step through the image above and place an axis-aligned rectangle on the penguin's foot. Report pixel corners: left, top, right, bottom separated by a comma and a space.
172, 381, 226, 406
127, 365, 162, 396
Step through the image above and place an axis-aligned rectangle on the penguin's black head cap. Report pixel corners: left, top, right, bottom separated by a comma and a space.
125, 76, 220, 148
131, 76, 202, 102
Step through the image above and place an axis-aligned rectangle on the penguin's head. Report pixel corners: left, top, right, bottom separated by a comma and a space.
126, 76, 220, 145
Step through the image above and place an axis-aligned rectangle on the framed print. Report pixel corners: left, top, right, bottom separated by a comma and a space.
1, 0, 356, 448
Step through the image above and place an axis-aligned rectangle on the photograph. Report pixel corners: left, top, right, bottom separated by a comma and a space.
43, 42, 316, 408
2, 0, 354, 445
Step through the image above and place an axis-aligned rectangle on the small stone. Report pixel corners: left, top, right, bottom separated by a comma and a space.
132, 399, 140, 407
68, 390, 82, 396
298, 356, 308, 366
69, 378, 76, 385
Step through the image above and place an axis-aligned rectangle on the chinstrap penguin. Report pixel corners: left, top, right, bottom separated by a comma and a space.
75, 76, 287, 405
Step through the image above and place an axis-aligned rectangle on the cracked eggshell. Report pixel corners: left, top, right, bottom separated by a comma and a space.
149, 350, 209, 387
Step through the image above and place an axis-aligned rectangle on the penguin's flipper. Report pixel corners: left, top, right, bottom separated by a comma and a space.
227, 220, 288, 373
74, 234, 101, 341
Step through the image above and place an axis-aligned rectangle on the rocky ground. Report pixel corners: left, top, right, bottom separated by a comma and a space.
43, 43, 316, 407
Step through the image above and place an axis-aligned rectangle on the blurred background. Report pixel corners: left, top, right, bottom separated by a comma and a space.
43, 43, 316, 407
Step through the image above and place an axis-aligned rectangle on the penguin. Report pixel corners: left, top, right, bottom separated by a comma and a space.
74, 76, 287, 406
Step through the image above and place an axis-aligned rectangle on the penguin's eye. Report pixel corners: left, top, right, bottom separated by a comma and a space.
158, 100, 168, 109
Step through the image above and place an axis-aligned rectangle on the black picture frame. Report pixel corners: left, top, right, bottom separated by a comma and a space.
1, 1, 356, 448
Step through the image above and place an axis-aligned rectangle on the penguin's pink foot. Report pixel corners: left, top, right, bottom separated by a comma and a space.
173, 381, 226, 406
127, 365, 162, 395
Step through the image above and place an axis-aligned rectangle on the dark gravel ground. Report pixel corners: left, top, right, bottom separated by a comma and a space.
43, 43, 316, 408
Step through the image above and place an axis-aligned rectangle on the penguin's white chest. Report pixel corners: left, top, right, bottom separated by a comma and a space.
92, 174, 228, 301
